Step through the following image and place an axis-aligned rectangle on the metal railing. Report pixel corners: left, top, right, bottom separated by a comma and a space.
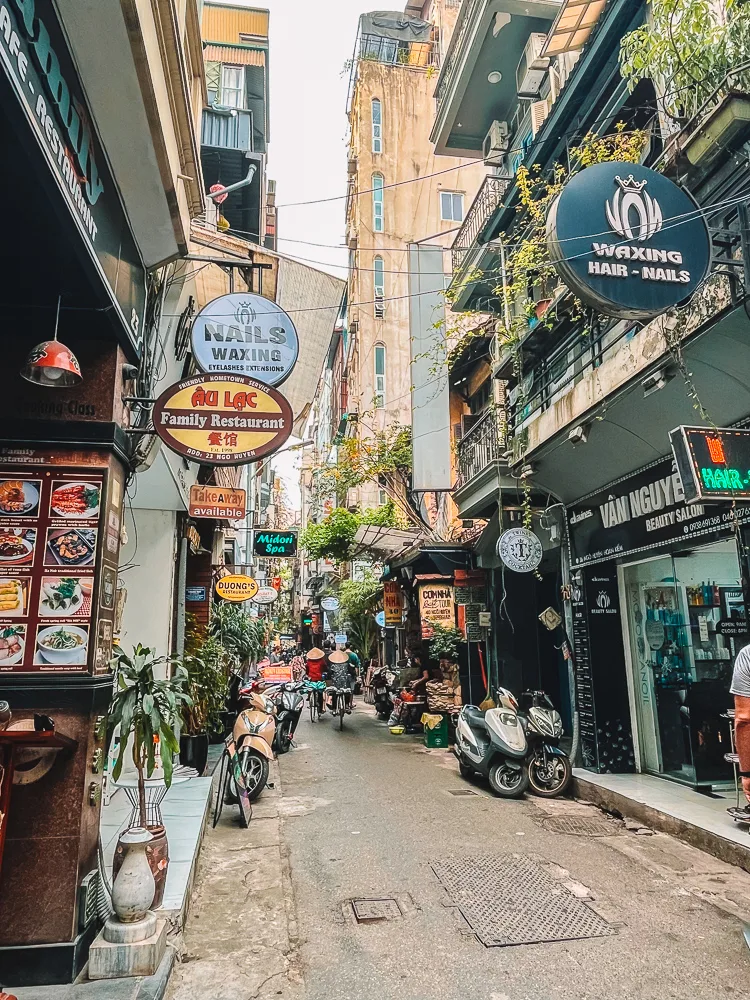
435, 0, 483, 113
451, 174, 510, 274
347, 31, 439, 110
201, 107, 254, 151
456, 407, 504, 489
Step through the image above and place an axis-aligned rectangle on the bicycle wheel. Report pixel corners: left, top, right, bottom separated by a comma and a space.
339, 698, 345, 731
309, 690, 318, 723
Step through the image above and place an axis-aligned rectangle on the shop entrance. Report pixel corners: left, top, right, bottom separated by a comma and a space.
622, 540, 745, 786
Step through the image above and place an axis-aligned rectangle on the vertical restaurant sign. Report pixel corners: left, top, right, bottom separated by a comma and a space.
383, 581, 402, 626
0, 0, 146, 352
418, 583, 455, 638
0, 452, 123, 673
152, 375, 293, 466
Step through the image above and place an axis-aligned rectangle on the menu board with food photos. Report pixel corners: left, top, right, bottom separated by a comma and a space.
0, 455, 123, 673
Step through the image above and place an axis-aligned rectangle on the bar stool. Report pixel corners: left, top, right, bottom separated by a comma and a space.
722, 709, 746, 820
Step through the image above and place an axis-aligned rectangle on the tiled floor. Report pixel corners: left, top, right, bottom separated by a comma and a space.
574, 768, 750, 849
100, 776, 213, 917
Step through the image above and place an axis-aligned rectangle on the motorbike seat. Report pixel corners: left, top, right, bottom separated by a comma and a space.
463, 706, 487, 730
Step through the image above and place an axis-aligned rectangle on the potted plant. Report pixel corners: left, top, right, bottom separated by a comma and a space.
180, 634, 228, 773
108, 643, 191, 908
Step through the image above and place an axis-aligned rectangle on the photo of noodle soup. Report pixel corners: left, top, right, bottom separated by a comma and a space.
34, 624, 89, 666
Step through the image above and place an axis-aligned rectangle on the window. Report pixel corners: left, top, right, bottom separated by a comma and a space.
372, 173, 384, 232
373, 256, 385, 317
379, 489, 387, 506
221, 65, 245, 108
372, 99, 382, 153
440, 190, 464, 222
374, 344, 386, 408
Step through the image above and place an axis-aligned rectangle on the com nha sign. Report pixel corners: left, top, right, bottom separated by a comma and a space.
547, 162, 711, 321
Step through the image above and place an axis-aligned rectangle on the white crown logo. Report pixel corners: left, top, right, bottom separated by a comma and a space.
605, 174, 663, 242
234, 300, 256, 326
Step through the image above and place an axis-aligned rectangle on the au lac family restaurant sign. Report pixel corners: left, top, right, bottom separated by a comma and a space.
153, 375, 293, 466
0, 0, 146, 350
567, 457, 750, 569
547, 162, 711, 321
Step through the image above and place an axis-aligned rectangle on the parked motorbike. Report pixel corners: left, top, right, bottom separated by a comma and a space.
519, 690, 572, 797
371, 665, 395, 720
454, 688, 529, 797
227, 685, 275, 801
268, 681, 305, 754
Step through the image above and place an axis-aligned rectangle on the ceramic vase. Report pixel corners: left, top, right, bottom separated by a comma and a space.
111, 827, 154, 922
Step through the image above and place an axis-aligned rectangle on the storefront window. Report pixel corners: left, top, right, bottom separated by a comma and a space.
623, 540, 744, 786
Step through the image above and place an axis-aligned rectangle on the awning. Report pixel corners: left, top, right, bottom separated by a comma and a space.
203, 44, 266, 66
361, 12, 432, 40
352, 524, 424, 560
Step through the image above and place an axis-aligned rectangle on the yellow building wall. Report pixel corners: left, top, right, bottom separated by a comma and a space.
201, 4, 269, 45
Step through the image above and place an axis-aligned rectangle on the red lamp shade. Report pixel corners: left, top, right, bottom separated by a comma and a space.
21, 340, 82, 387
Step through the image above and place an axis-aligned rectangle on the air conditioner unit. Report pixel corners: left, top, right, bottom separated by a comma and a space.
516, 33, 550, 98
374, 293, 385, 318
530, 99, 550, 136
347, 233, 358, 249
483, 120, 510, 166
347, 156, 358, 176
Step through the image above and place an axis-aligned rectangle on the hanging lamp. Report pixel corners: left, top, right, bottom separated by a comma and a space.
21, 298, 82, 387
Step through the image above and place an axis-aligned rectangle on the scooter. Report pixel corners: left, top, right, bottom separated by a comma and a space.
228, 685, 276, 801
454, 688, 529, 797
519, 690, 572, 797
371, 665, 395, 720
268, 681, 305, 754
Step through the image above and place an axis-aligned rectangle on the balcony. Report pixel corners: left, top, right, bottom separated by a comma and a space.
347, 12, 439, 110
454, 407, 509, 517
201, 107, 254, 152
451, 174, 510, 275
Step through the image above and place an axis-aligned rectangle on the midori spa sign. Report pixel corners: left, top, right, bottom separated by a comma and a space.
547, 162, 710, 321
152, 375, 293, 466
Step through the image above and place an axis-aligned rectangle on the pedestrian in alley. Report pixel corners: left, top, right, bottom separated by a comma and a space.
731, 641, 750, 819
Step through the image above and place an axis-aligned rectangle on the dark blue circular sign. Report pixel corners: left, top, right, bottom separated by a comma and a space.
546, 162, 711, 321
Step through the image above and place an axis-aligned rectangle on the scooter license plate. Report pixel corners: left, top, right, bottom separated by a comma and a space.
376, 687, 386, 694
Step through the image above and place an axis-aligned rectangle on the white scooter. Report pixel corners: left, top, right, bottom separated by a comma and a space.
454, 688, 529, 797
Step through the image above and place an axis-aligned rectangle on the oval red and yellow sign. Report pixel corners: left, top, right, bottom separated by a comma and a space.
215, 575, 259, 602
152, 375, 293, 466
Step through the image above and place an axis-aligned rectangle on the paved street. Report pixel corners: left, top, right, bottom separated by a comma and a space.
172, 702, 750, 1000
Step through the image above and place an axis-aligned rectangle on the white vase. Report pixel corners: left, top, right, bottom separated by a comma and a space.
111, 827, 155, 923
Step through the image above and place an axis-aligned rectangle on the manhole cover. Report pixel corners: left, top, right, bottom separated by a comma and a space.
431, 854, 615, 947
447, 788, 479, 796
351, 898, 402, 923
542, 816, 622, 837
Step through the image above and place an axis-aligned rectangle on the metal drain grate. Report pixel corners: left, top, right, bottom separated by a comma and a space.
447, 788, 479, 796
542, 815, 622, 837
351, 898, 402, 923
431, 854, 615, 947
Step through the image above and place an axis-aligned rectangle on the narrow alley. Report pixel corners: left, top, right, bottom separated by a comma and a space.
170, 704, 750, 1000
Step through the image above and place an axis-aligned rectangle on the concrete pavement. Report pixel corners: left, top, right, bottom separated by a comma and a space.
171, 702, 750, 1000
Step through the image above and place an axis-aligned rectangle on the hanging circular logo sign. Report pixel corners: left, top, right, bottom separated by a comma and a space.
215, 575, 259, 602
191, 293, 299, 387
320, 597, 340, 612
497, 527, 543, 573
152, 374, 293, 466
253, 587, 279, 605
546, 162, 711, 321
375, 610, 386, 628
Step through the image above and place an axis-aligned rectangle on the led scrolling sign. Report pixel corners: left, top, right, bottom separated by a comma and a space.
670, 426, 750, 503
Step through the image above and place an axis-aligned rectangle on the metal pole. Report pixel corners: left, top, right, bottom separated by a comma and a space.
176, 535, 188, 659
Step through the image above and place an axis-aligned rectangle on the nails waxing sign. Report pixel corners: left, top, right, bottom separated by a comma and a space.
191, 292, 299, 387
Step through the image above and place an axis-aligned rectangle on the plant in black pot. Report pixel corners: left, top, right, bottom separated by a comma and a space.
108, 643, 191, 909
180, 635, 228, 774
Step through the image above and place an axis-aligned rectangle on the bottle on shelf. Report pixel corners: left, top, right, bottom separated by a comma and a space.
713, 581, 721, 604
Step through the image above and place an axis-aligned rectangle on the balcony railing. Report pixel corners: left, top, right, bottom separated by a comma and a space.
347, 31, 439, 110
456, 407, 504, 489
435, 0, 483, 115
201, 107, 254, 152
451, 174, 510, 274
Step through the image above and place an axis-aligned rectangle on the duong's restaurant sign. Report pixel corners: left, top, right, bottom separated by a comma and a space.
547, 162, 711, 321
153, 375, 293, 466
567, 458, 750, 568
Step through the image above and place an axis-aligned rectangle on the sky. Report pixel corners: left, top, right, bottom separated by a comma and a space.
248, 0, 379, 504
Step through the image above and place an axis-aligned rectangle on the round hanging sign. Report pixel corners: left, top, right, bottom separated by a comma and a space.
191, 292, 299, 387
215, 575, 258, 602
497, 527, 543, 573
546, 162, 711, 321
320, 597, 340, 612
152, 374, 293, 466
253, 587, 279, 605
375, 610, 386, 628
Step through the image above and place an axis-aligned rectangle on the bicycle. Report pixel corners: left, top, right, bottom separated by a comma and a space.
305, 680, 326, 723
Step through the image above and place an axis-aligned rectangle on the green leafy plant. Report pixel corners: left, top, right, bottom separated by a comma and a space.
337, 572, 383, 660
426, 622, 464, 662
182, 634, 228, 736
108, 644, 191, 828
620, 0, 750, 123
208, 602, 266, 668
301, 503, 402, 563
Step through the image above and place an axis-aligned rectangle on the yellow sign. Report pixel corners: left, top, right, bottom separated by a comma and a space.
215, 575, 259, 602
418, 583, 455, 638
383, 581, 403, 626
153, 375, 293, 466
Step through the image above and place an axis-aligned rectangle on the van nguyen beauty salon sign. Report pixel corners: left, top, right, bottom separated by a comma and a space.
152, 375, 293, 466
547, 162, 710, 321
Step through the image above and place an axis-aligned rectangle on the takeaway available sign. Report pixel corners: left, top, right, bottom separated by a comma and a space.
189, 485, 246, 520
152, 375, 293, 466
191, 293, 299, 387
547, 162, 711, 321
